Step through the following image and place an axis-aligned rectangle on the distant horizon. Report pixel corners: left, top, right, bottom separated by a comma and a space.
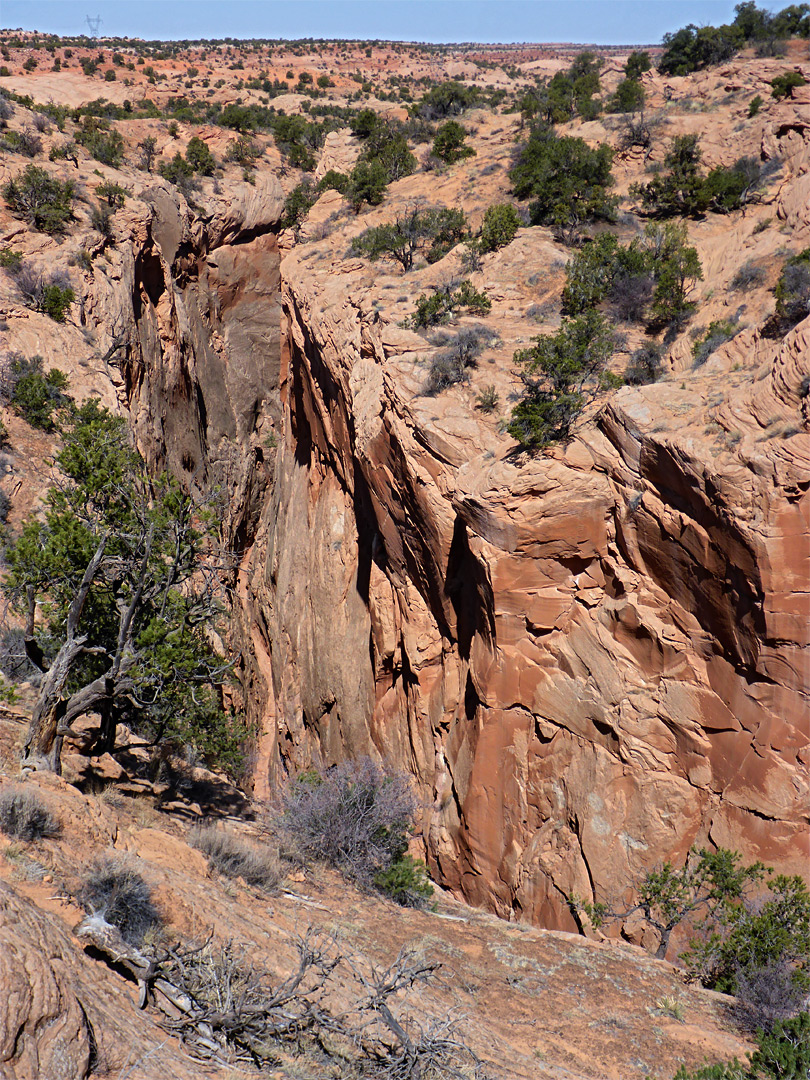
0, 1, 777, 48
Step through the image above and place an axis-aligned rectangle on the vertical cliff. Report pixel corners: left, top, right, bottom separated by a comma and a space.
56, 88, 808, 937
246, 241, 808, 931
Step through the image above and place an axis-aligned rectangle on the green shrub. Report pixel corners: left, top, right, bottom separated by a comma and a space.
355, 120, 416, 186
748, 94, 764, 117
771, 70, 807, 99
9, 356, 70, 430
225, 134, 261, 165
527, 51, 603, 123
75, 121, 124, 167
659, 22, 741, 76
681, 872, 810, 997
749, 1014, 810, 1079
95, 180, 129, 207
15, 265, 75, 322
159, 151, 197, 191
185, 134, 215, 175
416, 79, 478, 120
478, 203, 521, 253
431, 120, 475, 163
1, 129, 43, 157
510, 126, 616, 232
375, 854, 433, 907
0, 786, 60, 840
625, 50, 652, 79
609, 78, 645, 113
692, 319, 741, 365
280, 179, 316, 232
0, 248, 23, 273
346, 157, 388, 211
351, 206, 467, 270
632, 135, 764, 217
37, 282, 75, 322
561, 223, 701, 329
3, 165, 75, 233
508, 310, 617, 449
672, 1014, 810, 1080
317, 169, 349, 194
410, 279, 491, 328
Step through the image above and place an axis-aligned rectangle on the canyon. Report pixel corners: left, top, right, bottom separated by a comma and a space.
0, 30, 807, 1077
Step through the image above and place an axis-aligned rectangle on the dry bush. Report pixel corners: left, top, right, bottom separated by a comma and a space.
0, 785, 60, 840
279, 758, 418, 888
734, 960, 810, 1034
608, 271, 655, 323
731, 261, 766, 291
191, 824, 283, 891
151, 929, 489, 1079
424, 326, 498, 395
75, 854, 162, 945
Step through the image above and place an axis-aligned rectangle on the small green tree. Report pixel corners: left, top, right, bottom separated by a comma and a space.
583, 848, 768, 961
8, 357, 70, 430
3, 165, 75, 234
7, 401, 243, 775
280, 179, 316, 233
225, 134, 261, 165
159, 152, 196, 192
510, 126, 616, 231
681, 873, 810, 995
478, 203, 522, 253
508, 310, 617, 449
659, 22, 742, 76
416, 79, 478, 120
633, 134, 707, 215
431, 120, 475, 163
624, 50, 652, 79
75, 120, 125, 167
185, 134, 216, 175
351, 206, 467, 271
770, 70, 807, 98
346, 157, 388, 212
137, 135, 158, 172
95, 181, 129, 207
609, 78, 645, 113
643, 221, 703, 326
560, 223, 701, 329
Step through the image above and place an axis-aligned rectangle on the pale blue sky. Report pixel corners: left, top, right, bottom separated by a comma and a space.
1, 1, 759, 46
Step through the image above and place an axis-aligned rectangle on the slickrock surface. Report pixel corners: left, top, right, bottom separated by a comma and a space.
0, 761, 752, 1079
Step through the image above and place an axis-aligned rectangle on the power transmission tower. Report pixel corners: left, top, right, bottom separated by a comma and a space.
86, 14, 102, 38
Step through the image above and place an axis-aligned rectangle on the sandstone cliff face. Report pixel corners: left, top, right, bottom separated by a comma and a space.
254, 266, 808, 932
1, 58, 806, 939
248, 94, 810, 928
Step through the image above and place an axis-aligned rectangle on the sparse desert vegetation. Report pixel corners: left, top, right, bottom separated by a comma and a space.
0, 8, 807, 1078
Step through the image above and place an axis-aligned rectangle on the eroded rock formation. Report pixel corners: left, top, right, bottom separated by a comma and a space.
247, 218, 809, 933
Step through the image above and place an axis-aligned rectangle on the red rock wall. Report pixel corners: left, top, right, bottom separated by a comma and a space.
252, 263, 809, 933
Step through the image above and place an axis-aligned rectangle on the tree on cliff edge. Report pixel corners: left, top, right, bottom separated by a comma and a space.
5, 400, 244, 775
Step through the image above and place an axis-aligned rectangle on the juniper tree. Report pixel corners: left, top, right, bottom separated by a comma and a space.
6, 400, 243, 775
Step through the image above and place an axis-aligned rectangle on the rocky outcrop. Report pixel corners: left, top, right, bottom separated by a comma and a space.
78, 174, 285, 550
250, 242, 808, 932
2, 60, 805, 940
